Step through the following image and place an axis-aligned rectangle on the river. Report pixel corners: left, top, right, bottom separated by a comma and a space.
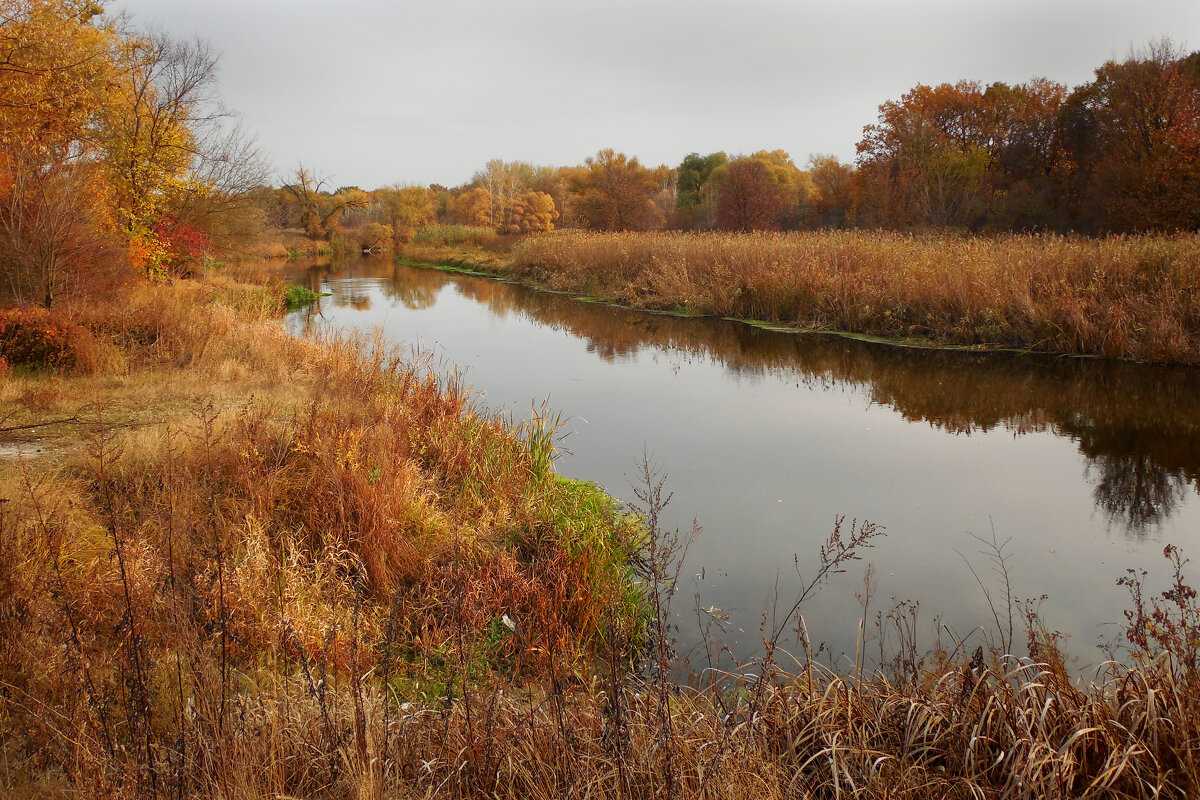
283, 254, 1200, 675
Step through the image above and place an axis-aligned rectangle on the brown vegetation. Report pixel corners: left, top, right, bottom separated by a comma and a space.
0, 277, 642, 797
4, 275, 1200, 798
504, 230, 1200, 363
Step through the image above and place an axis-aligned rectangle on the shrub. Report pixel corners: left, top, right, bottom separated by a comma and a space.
0, 307, 85, 371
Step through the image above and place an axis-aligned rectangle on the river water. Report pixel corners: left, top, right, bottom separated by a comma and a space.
283, 254, 1200, 675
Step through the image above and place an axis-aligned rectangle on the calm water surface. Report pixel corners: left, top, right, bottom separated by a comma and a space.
284, 255, 1200, 673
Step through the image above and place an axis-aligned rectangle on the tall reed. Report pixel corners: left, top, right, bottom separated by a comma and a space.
506, 230, 1200, 363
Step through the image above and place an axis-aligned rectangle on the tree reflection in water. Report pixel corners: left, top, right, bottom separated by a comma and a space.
286, 255, 1200, 533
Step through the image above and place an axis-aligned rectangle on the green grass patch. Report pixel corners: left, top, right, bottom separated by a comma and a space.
281, 283, 327, 310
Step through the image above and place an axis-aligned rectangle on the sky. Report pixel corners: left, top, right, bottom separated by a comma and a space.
112, 0, 1200, 190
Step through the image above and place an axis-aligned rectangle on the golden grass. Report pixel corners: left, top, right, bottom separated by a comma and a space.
0, 278, 643, 797
506, 230, 1200, 363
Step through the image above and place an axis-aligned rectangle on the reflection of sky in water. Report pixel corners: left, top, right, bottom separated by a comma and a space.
286, 257, 1200, 672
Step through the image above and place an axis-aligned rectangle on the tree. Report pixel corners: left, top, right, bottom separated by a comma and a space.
0, 0, 122, 304
1060, 41, 1200, 232
451, 187, 493, 227
981, 79, 1068, 230
374, 185, 432, 244
675, 151, 726, 228
97, 28, 268, 274
856, 81, 997, 229
714, 159, 786, 231
501, 190, 558, 234
571, 149, 665, 231
808, 155, 854, 228
101, 32, 214, 272
284, 167, 369, 240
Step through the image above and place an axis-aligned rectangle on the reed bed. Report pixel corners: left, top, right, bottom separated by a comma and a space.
506, 230, 1200, 363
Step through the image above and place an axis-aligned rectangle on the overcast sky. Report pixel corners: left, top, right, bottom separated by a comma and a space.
112, 0, 1200, 190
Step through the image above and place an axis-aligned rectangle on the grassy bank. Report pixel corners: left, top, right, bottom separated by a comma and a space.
497, 230, 1200, 364
0, 275, 644, 797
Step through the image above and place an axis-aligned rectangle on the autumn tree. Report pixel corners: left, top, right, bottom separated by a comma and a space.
282, 168, 370, 240
673, 152, 726, 229
981, 78, 1068, 230
807, 155, 854, 228
855, 81, 996, 230
374, 185, 433, 244
0, 0, 121, 304
571, 149, 665, 231
713, 159, 786, 231
500, 190, 558, 234
451, 186, 493, 227
1059, 41, 1200, 232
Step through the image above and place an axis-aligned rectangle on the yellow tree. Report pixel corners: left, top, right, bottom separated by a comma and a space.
570, 149, 664, 231
501, 190, 558, 233
100, 32, 219, 274
374, 185, 433, 245
0, 0, 122, 304
284, 167, 368, 240
451, 186, 493, 227
808, 155, 854, 228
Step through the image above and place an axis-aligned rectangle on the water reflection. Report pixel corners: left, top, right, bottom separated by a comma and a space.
285, 255, 1200, 535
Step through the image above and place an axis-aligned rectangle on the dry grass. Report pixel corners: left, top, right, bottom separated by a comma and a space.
5, 275, 1200, 798
0, 278, 643, 797
506, 230, 1200, 363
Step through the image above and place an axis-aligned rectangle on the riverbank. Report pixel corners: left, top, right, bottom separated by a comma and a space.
408, 229, 1200, 364
0, 275, 645, 797
5, 272, 1200, 798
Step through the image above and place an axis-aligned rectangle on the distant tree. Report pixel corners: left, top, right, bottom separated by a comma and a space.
676, 152, 727, 228
472, 160, 543, 226
981, 78, 1068, 230
284, 167, 368, 239
715, 159, 786, 231
807, 155, 854, 228
451, 187, 493, 227
375, 185, 433, 244
1059, 41, 1200, 232
360, 222, 393, 252
856, 81, 996, 229
571, 149, 664, 231
501, 190, 558, 234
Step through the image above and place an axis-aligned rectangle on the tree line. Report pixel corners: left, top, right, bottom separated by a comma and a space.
274, 39, 1196, 248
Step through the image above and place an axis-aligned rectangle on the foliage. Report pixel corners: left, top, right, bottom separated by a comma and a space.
451, 186, 493, 227
0, 307, 76, 369
1062, 41, 1200, 233
0, 1, 264, 297
374, 184, 434, 245
501, 190, 559, 234
714, 158, 787, 231
570, 149, 667, 231
281, 283, 322, 310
